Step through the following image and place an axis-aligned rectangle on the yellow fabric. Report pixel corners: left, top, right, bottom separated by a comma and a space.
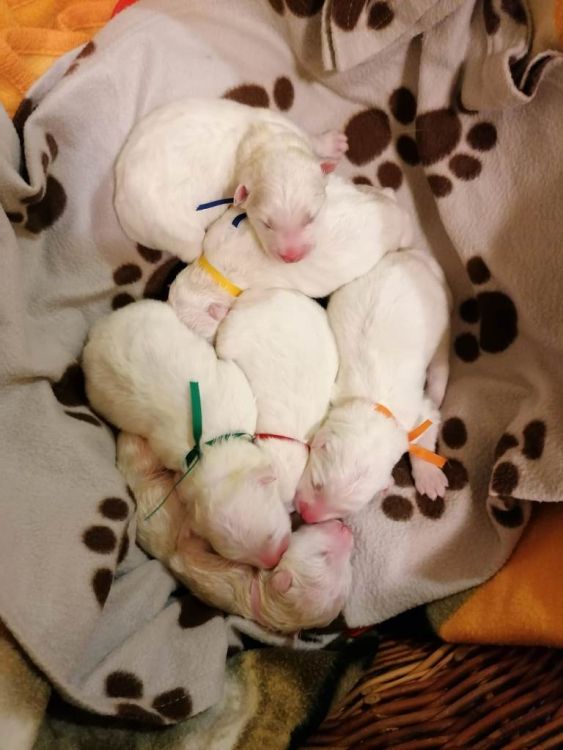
528, 0, 563, 56
197, 256, 242, 297
439, 503, 563, 648
0, 0, 113, 117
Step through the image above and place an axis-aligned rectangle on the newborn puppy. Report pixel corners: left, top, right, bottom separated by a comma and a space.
169, 176, 412, 341
172, 521, 353, 634
83, 300, 290, 568
215, 289, 338, 509
119, 432, 352, 633
295, 249, 451, 523
114, 97, 347, 262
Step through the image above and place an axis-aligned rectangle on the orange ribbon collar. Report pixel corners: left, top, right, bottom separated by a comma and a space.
374, 403, 446, 468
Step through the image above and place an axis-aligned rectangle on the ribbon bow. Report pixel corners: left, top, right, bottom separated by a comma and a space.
143, 381, 252, 520
374, 403, 446, 468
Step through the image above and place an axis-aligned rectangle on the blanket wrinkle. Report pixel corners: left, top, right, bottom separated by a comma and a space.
0, 1, 562, 748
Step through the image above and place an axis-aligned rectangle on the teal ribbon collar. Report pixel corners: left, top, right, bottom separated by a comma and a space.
143, 381, 252, 521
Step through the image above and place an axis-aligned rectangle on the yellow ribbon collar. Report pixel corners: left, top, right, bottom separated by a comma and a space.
197, 256, 242, 297
374, 403, 446, 468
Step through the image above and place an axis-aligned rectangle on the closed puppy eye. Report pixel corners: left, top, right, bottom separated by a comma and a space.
312, 481, 323, 492
261, 219, 272, 230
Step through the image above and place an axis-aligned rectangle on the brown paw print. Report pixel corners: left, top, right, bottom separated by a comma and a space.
109, 245, 185, 311
84, 492, 134, 607
52, 363, 135, 604
441, 414, 535, 530
455, 256, 518, 362
176, 590, 223, 629
63, 41, 96, 77
107, 672, 193, 724
416, 109, 498, 198
52, 362, 102, 426
344, 89, 498, 196
7, 131, 67, 232
224, 74, 296, 112
345, 87, 415, 191
267, 0, 323, 17
488, 420, 546, 527
331, 1, 395, 31
381, 448, 469, 523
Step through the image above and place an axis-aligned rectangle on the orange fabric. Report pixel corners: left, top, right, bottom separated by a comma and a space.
0, 0, 113, 117
439, 503, 563, 648
556, 0, 563, 42
527, 0, 563, 56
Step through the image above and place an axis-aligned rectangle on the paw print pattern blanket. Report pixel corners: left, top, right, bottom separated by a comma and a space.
0, 1, 562, 748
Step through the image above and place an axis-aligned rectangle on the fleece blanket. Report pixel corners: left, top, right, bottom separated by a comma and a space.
1, 0, 563, 748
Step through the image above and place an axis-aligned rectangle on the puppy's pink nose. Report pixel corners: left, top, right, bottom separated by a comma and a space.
298, 501, 323, 524
279, 246, 310, 263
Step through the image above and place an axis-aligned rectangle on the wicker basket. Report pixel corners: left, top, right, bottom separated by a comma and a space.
305, 637, 563, 749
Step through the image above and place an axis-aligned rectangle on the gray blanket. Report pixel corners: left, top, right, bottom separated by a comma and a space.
0, 1, 562, 748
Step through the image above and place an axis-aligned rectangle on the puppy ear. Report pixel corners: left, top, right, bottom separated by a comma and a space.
233, 184, 249, 205
269, 569, 293, 594
311, 434, 327, 451
207, 303, 229, 321
257, 473, 277, 486
320, 161, 336, 174
247, 467, 277, 487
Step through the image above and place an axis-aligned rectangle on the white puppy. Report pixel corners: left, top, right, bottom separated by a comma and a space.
295, 249, 452, 522
169, 176, 412, 341
83, 300, 290, 568
172, 523, 353, 633
118, 433, 353, 634
215, 289, 338, 509
114, 98, 347, 263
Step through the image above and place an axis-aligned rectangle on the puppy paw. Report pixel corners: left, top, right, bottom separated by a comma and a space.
208, 303, 229, 321
313, 130, 349, 161
413, 462, 449, 500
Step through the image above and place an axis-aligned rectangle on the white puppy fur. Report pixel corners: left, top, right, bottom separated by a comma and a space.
168, 176, 412, 341
83, 299, 290, 568
118, 433, 353, 633
296, 249, 452, 522
215, 289, 338, 509
114, 97, 347, 263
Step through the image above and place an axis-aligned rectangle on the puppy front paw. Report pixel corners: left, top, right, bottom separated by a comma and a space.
413, 462, 449, 500
313, 130, 349, 161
